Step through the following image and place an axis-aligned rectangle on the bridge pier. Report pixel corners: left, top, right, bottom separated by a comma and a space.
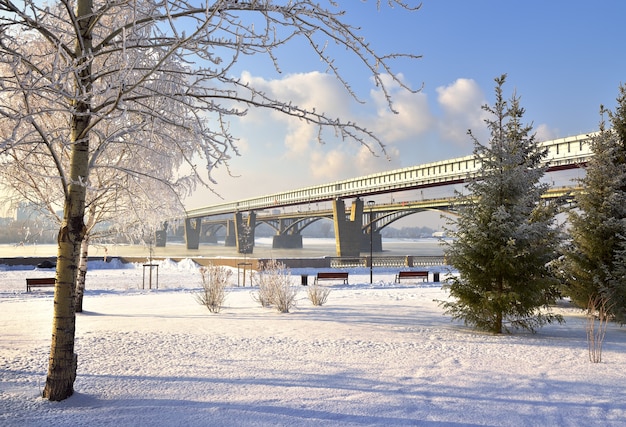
203, 232, 218, 244
332, 198, 363, 257
155, 222, 168, 247
224, 220, 237, 247
155, 230, 167, 247
361, 232, 383, 253
361, 209, 383, 252
273, 234, 303, 249
272, 218, 303, 249
234, 211, 256, 254
184, 218, 201, 250
198, 223, 218, 244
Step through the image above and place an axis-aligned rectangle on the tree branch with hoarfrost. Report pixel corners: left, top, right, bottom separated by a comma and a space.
0, 0, 422, 401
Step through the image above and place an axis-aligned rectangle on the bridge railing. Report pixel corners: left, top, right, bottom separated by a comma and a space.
187, 132, 596, 219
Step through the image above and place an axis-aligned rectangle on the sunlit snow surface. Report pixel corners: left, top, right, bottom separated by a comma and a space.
1, 259, 625, 426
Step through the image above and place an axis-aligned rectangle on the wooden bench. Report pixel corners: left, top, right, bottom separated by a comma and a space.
26, 277, 55, 292
314, 272, 349, 285
395, 271, 428, 283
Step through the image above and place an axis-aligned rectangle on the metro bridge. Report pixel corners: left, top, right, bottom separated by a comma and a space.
177, 132, 593, 257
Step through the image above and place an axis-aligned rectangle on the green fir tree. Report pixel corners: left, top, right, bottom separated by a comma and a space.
440, 75, 563, 334
560, 84, 626, 323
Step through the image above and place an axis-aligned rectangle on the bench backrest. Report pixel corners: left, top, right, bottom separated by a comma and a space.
26, 278, 56, 285
317, 272, 348, 278
398, 271, 428, 277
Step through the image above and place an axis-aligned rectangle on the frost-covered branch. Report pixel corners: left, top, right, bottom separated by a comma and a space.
2, 0, 422, 222
1, 0, 422, 402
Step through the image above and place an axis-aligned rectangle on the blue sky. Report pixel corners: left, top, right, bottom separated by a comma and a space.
186, 0, 626, 209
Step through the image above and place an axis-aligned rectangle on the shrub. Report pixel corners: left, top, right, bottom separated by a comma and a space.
307, 283, 331, 306
253, 260, 298, 313
195, 264, 232, 313
251, 276, 273, 308
587, 294, 613, 363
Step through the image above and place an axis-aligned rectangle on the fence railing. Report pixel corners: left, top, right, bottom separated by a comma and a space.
328, 256, 446, 269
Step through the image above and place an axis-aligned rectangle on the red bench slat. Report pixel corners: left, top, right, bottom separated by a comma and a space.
26, 277, 55, 292
314, 272, 349, 284
395, 271, 428, 283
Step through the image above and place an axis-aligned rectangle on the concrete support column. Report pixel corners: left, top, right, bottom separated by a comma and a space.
273, 234, 303, 248
361, 209, 383, 253
234, 211, 256, 254
279, 218, 289, 233
332, 198, 363, 257
361, 232, 383, 253
224, 220, 237, 246
155, 230, 167, 247
184, 218, 201, 250
155, 221, 168, 247
203, 229, 218, 244
272, 218, 303, 249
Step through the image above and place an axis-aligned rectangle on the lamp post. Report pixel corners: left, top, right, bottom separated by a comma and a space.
367, 200, 375, 284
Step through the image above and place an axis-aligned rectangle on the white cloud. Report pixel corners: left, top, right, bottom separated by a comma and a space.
282, 119, 317, 157
436, 78, 487, 145
239, 71, 351, 157
308, 149, 348, 181
240, 71, 347, 111
534, 123, 559, 141
308, 144, 401, 183
186, 74, 508, 207
370, 77, 434, 143
238, 71, 435, 160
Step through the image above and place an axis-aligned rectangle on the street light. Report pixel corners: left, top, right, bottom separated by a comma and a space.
367, 200, 375, 284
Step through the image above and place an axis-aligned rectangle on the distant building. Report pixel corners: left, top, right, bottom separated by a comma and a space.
14, 202, 40, 221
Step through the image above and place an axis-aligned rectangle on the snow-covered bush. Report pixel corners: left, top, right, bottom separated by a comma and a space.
307, 283, 331, 306
195, 264, 232, 313
253, 260, 298, 313
251, 278, 273, 308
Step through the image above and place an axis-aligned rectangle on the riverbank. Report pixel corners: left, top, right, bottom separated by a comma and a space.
0, 237, 446, 266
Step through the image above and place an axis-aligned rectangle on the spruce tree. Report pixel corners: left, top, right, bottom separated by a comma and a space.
561, 84, 626, 322
440, 75, 563, 333
610, 241, 626, 323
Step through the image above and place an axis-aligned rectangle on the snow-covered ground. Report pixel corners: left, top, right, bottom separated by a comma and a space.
1, 259, 625, 426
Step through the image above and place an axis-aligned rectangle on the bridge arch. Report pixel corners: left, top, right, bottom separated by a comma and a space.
180, 132, 592, 254
258, 214, 335, 249
364, 207, 458, 233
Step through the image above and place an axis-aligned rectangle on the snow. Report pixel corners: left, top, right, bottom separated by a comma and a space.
1, 259, 625, 426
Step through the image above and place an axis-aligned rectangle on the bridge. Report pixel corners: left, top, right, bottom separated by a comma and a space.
176, 132, 594, 257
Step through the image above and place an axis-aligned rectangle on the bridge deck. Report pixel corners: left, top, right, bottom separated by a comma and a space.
187, 132, 593, 219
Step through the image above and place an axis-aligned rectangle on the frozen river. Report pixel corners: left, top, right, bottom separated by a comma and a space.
0, 237, 446, 260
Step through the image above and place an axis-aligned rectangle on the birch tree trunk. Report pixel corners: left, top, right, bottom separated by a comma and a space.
0, 0, 423, 401
75, 236, 90, 313
42, 132, 89, 400
42, 0, 92, 401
